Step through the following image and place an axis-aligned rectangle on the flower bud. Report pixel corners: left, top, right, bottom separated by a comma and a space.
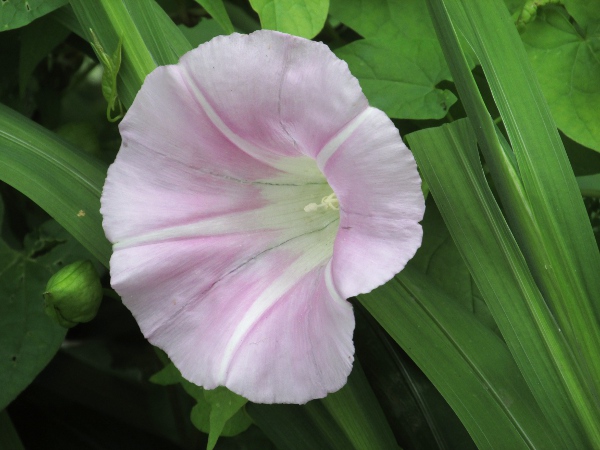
43, 260, 102, 328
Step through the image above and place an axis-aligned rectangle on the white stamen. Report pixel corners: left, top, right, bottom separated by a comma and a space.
304, 193, 339, 213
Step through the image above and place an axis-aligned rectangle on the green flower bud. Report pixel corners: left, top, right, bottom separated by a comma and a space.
43, 260, 103, 328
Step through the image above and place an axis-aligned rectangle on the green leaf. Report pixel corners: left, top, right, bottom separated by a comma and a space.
426, 1, 600, 443
69, 0, 191, 109
178, 20, 224, 47
521, 6, 600, 152
193, 0, 234, 34
151, 362, 251, 448
353, 305, 476, 449
563, 0, 600, 28
90, 30, 124, 122
408, 198, 497, 333
407, 118, 590, 447
192, 387, 251, 450
318, 361, 399, 450
335, 38, 455, 119
0, 0, 68, 31
0, 103, 111, 267
249, 361, 398, 450
360, 267, 560, 450
0, 410, 24, 450
249, 402, 351, 450
329, 0, 434, 40
577, 173, 600, 197
249, 0, 329, 39
18, 15, 70, 97
0, 194, 103, 409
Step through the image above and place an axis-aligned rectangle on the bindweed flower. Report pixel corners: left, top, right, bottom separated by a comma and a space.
100, 30, 425, 404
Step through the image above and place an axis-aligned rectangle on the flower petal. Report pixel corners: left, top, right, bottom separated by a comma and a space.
179, 31, 368, 160
111, 211, 351, 403
319, 107, 425, 298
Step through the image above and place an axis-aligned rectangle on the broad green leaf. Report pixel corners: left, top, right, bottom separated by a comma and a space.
18, 15, 70, 97
249, 0, 329, 39
192, 387, 252, 450
194, 0, 234, 34
178, 20, 224, 47
0, 103, 111, 267
225, 2, 260, 33
151, 362, 251, 448
335, 38, 455, 119
329, 0, 434, 40
0, 201, 101, 409
521, 6, 600, 152
0, 0, 67, 31
149, 360, 182, 385
563, 0, 600, 28
407, 118, 590, 447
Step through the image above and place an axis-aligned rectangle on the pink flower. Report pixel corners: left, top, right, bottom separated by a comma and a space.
100, 30, 424, 404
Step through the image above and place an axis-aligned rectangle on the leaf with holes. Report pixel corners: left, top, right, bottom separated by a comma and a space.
335, 38, 456, 119
0, 197, 99, 410
522, 6, 600, 151
0, 0, 68, 31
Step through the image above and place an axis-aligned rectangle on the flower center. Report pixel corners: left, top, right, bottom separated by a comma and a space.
304, 192, 339, 213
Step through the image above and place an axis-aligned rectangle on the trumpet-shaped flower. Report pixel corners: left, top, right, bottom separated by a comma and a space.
101, 30, 425, 404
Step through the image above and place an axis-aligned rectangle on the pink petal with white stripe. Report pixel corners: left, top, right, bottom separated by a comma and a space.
100, 30, 424, 404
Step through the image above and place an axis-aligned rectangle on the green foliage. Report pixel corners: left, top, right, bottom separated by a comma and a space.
0, 0, 68, 31
521, 5, 600, 152
249, 361, 399, 450
0, 193, 102, 410
178, 19, 226, 47
151, 362, 251, 450
563, 0, 600, 28
90, 30, 124, 122
329, 0, 435, 40
194, 0, 234, 34
18, 15, 70, 97
1, 0, 600, 448
408, 198, 497, 333
335, 38, 456, 119
0, 103, 111, 267
249, 0, 329, 38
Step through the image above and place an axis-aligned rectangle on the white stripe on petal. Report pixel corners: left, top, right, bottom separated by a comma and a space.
113, 182, 335, 249
316, 107, 374, 170
218, 218, 339, 380
178, 67, 323, 181
325, 259, 345, 305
